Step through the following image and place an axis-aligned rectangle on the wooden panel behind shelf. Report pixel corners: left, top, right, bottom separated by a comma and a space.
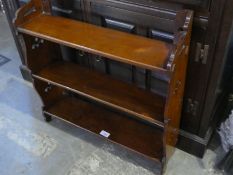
33, 61, 166, 127
17, 14, 172, 72
44, 96, 164, 162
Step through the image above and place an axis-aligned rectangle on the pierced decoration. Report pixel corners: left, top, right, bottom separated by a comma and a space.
32, 37, 44, 49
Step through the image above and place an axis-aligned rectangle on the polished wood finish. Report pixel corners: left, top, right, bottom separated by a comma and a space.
44, 96, 164, 162
164, 10, 193, 159
33, 61, 166, 127
14, 0, 193, 174
17, 14, 172, 73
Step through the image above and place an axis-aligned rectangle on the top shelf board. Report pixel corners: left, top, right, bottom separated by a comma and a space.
17, 14, 172, 72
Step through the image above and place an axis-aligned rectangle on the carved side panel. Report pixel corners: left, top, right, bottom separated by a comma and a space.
34, 79, 65, 107
14, 0, 52, 26
163, 10, 193, 164
21, 33, 64, 107
22, 33, 62, 73
164, 45, 188, 156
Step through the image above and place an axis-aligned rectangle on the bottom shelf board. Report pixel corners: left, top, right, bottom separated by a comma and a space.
44, 96, 164, 162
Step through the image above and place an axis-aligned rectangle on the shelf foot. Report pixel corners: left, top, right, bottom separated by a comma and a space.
44, 114, 52, 122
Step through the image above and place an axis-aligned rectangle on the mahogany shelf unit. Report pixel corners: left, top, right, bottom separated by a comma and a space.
14, 0, 193, 174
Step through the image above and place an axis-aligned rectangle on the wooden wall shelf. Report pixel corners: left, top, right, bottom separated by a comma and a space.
14, 0, 193, 174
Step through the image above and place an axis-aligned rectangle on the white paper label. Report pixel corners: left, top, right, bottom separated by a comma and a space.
100, 130, 110, 138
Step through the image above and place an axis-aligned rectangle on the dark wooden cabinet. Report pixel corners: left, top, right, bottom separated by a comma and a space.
51, 0, 84, 20
2, 0, 233, 158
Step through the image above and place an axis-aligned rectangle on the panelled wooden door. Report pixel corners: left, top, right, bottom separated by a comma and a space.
179, 0, 225, 137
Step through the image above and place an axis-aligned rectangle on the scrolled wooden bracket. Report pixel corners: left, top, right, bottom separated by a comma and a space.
13, 0, 51, 27
166, 10, 193, 71
13, 0, 36, 26
166, 50, 176, 71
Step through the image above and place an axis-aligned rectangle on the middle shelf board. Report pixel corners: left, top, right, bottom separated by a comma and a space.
33, 61, 166, 127
44, 96, 164, 162
18, 14, 172, 72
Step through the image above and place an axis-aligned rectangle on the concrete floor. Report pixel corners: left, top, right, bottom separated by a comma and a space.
0, 12, 226, 175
